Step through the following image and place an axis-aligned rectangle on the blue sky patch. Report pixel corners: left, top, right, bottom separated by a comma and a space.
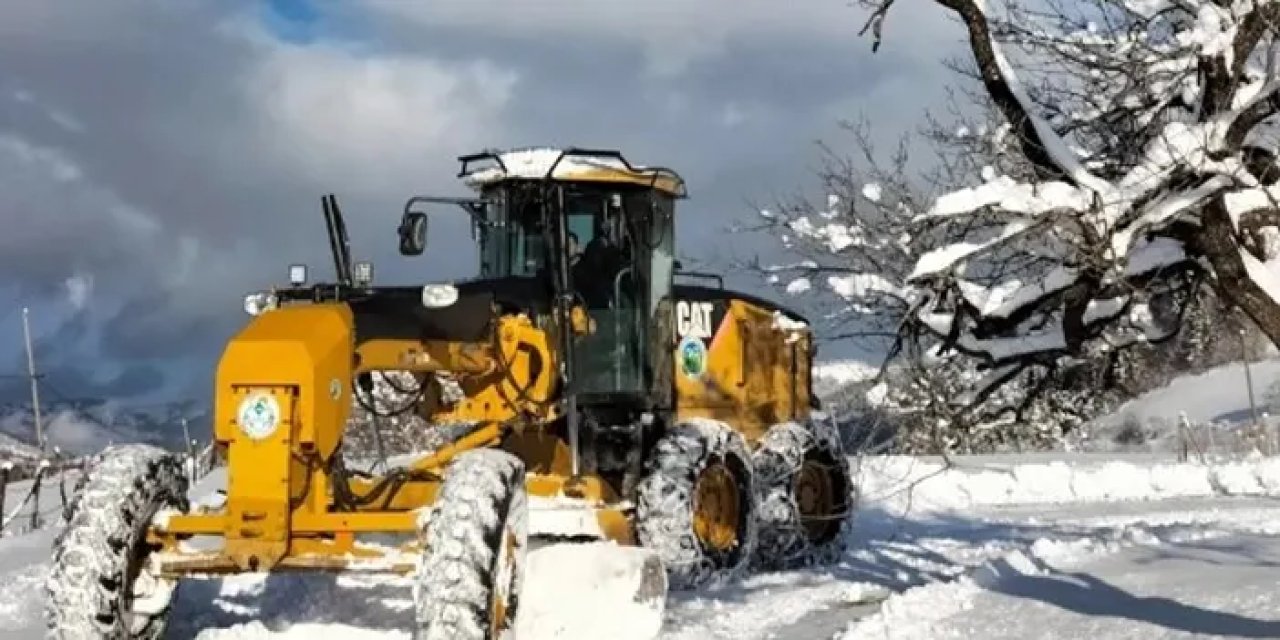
261, 0, 321, 43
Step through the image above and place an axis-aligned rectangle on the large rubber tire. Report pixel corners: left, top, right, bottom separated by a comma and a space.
44, 444, 189, 640
635, 419, 758, 591
751, 417, 856, 571
413, 449, 528, 640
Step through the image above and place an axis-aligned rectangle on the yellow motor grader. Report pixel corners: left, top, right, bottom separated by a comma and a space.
44, 148, 855, 639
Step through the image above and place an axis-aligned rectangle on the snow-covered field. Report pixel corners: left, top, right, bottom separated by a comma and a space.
6, 360, 1280, 638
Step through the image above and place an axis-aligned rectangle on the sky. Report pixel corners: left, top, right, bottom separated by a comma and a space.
0, 0, 965, 406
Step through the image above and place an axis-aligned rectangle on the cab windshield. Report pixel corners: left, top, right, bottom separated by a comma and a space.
478, 181, 670, 394
482, 184, 637, 303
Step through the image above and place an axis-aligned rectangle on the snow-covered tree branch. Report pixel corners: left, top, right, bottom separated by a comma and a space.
859, 0, 1280, 380
738, 0, 1280, 452
740, 121, 925, 352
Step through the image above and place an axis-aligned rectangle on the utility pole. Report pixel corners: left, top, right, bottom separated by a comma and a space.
1240, 327, 1266, 455
21, 307, 44, 452
181, 418, 195, 477
1242, 329, 1259, 421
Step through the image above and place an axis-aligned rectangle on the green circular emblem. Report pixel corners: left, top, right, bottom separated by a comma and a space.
679, 336, 707, 378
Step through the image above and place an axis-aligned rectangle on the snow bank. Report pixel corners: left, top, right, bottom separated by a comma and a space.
857, 454, 1280, 512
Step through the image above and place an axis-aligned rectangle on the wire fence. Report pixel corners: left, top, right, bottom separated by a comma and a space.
0, 442, 218, 538
1170, 414, 1280, 462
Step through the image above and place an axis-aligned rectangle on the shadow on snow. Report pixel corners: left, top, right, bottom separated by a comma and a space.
666, 503, 1280, 638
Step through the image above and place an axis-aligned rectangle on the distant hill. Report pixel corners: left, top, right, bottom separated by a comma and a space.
0, 429, 42, 466
0, 398, 210, 458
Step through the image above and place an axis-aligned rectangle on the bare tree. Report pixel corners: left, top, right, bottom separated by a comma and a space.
741, 119, 924, 351
848, 0, 1280, 410
739, 115, 1115, 451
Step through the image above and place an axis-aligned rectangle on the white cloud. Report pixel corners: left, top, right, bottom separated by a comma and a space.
242, 39, 519, 193
45, 409, 105, 451
0, 134, 82, 183
10, 87, 86, 133
0, 133, 159, 261
0, 129, 214, 315
64, 273, 93, 311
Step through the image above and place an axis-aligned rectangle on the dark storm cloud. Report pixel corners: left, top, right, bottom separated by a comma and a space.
0, 0, 521, 392
96, 289, 228, 361
0, 362, 166, 404
0, 0, 291, 358
0, 305, 163, 404
0, 0, 964, 400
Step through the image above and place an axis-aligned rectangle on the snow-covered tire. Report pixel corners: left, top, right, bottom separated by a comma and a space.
413, 449, 527, 640
44, 444, 189, 640
751, 417, 855, 571
635, 419, 758, 591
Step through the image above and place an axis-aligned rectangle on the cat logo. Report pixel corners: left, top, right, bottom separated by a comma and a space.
676, 300, 715, 339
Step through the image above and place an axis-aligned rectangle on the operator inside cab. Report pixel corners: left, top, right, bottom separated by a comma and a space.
570, 194, 629, 309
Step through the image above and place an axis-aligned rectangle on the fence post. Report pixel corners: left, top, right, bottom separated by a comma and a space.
0, 462, 9, 535
1179, 412, 1206, 464
53, 448, 70, 521
29, 461, 47, 531
1265, 412, 1275, 457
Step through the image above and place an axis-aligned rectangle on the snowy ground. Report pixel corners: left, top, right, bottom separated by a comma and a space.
5, 453, 1280, 638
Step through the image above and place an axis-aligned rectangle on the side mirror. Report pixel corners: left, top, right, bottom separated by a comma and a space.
674, 259, 684, 271
398, 212, 428, 256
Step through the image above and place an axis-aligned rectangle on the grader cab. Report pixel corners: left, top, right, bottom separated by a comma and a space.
44, 148, 856, 639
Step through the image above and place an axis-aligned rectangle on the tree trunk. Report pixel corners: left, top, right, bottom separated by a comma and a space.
1195, 198, 1280, 348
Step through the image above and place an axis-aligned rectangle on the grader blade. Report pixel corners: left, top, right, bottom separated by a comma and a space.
511, 489, 669, 638
516, 541, 668, 640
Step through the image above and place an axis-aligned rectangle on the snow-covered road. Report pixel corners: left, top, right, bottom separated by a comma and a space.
841, 498, 1280, 640
934, 532, 1280, 639
10, 457, 1280, 639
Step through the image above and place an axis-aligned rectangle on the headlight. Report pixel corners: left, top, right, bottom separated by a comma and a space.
288, 264, 307, 286
421, 283, 459, 308
243, 291, 278, 316
236, 392, 281, 441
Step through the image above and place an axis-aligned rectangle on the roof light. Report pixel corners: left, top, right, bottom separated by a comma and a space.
353, 261, 373, 287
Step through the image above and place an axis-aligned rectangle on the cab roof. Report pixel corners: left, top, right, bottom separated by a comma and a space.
456, 147, 688, 198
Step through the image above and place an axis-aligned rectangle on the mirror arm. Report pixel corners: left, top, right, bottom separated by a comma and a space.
402, 195, 493, 229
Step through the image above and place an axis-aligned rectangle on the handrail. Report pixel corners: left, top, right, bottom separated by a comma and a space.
612, 266, 634, 390
457, 148, 688, 197
675, 270, 724, 289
